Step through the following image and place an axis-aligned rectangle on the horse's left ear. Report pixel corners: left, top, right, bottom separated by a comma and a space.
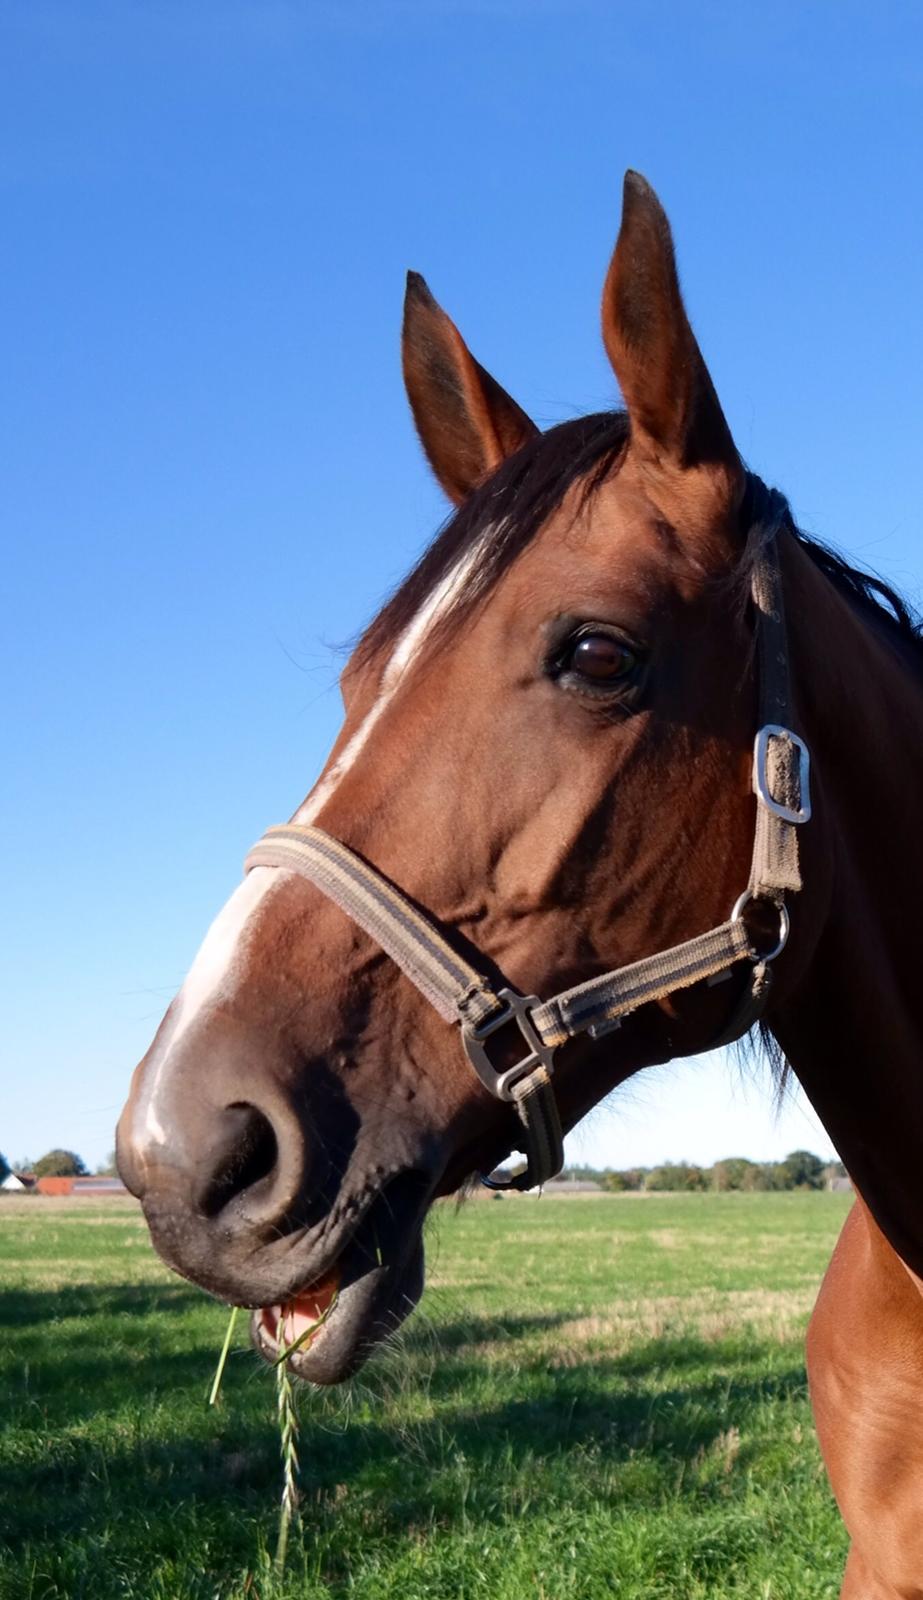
402, 272, 538, 505
602, 172, 744, 539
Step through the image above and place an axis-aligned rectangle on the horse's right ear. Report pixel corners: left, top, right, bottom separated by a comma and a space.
402, 273, 538, 504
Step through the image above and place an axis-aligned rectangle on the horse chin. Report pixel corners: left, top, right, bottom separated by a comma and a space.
251, 1232, 425, 1384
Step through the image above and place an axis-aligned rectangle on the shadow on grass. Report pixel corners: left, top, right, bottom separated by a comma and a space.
0, 1283, 236, 1437
399, 1309, 588, 1352
2, 1281, 811, 1559
0, 1281, 202, 1326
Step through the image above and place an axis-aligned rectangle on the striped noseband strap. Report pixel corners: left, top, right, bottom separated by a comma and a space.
245, 501, 810, 1191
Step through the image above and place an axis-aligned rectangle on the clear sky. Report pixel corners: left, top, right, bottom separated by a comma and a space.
3, 1, 921, 1173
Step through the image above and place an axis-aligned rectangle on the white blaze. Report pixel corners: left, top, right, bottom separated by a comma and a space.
297, 535, 486, 823
136, 867, 281, 1144
136, 534, 487, 1149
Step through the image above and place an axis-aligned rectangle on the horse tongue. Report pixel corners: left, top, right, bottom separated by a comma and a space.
270, 1268, 340, 1349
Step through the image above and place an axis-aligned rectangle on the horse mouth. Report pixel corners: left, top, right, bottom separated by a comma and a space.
251, 1170, 428, 1384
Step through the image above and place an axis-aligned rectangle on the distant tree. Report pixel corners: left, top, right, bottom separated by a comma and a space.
95, 1151, 118, 1177
602, 1168, 646, 1192
646, 1161, 707, 1192
711, 1157, 756, 1192
779, 1149, 825, 1190
33, 1149, 87, 1178
741, 1162, 784, 1191
0, 1152, 9, 1182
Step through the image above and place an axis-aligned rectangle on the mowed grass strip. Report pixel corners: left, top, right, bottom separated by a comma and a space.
0, 1191, 851, 1599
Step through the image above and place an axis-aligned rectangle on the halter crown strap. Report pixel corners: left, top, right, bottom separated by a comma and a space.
244, 513, 810, 1192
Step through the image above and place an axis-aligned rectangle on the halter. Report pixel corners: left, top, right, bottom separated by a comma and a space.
244, 489, 811, 1191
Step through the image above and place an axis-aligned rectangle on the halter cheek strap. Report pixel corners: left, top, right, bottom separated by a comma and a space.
244, 510, 811, 1192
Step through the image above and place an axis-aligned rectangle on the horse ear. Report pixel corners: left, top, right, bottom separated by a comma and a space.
601, 172, 743, 526
402, 272, 538, 505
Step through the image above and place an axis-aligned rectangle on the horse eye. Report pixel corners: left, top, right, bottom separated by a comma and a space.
567, 633, 638, 683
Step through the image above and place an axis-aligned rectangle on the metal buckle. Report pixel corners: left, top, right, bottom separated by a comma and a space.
753, 725, 812, 825
462, 988, 556, 1102
731, 891, 790, 963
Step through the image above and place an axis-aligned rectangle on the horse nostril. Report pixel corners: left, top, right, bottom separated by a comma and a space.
197, 1103, 279, 1218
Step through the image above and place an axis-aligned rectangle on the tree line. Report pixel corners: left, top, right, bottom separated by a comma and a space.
560, 1150, 847, 1192
1, 1149, 116, 1179
3, 1148, 846, 1192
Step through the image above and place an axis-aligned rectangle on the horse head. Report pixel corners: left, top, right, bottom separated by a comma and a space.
117, 174, 822, 1381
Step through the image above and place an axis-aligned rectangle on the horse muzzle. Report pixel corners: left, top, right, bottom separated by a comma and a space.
116, 996, 438, 1381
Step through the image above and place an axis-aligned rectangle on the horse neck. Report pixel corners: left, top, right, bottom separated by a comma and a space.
769, 534, 923, 1274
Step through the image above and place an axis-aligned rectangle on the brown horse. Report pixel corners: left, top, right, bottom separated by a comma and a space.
117, 173, 923, 1597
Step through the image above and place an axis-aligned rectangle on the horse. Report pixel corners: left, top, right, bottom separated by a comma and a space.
117, 172, 923, 1598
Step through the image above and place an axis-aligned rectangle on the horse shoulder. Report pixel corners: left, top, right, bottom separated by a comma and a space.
808, 1196, 923, 1599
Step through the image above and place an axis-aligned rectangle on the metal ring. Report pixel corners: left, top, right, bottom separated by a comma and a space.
480, 1166, 527, 1192
731, 891, 790, 963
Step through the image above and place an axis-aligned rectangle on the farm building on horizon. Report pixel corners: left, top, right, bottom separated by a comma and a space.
0, 1170, 35, 1192
30, 1175, 128, 1197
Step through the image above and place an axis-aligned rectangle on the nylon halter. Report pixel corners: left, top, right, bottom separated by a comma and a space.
245, 493, 811, 1191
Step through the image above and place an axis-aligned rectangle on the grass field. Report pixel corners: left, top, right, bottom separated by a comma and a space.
1, 1190, 853, 1600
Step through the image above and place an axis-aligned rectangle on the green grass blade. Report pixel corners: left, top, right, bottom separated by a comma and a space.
208, 1305, 240, 1407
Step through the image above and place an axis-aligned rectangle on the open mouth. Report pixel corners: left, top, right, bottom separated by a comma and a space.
258, 1266, 342, 1351
251, 1170, 429, 1384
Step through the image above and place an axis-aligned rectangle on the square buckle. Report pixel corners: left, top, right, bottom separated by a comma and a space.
753, 724, 812, 825
462, 988, 556, 1102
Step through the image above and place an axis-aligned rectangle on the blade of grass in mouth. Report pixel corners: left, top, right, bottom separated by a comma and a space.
207, 1292, 340, 1575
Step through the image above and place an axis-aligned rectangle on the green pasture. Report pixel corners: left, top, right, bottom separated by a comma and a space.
1, 1190, 852, 1599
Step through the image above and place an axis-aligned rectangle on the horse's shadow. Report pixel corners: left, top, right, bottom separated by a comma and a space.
1, 1282, 810, 1558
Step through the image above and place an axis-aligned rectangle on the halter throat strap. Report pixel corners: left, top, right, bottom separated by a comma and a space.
244, 509, 810, 1192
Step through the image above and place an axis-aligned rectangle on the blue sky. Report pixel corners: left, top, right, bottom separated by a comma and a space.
3, 1, 921, 1171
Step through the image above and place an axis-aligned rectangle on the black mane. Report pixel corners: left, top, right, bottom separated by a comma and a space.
357, 411, 921, 668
